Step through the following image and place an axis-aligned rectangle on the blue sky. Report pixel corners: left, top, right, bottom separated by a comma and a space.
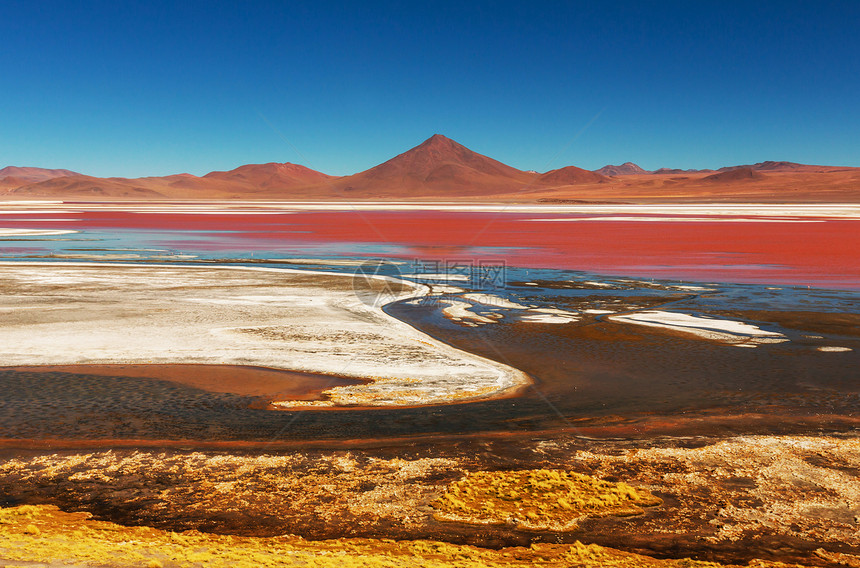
2, 1, 858, 177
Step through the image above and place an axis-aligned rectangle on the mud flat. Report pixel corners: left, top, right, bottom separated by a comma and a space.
0, 262, 529, 407
2, 364, 362, 402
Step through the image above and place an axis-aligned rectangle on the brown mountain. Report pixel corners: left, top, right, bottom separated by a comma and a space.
653, 167, 713, 175
4, 137, 859, 202
717, 161, 838, 173
327, 134, 535, 196
702, 167, 767, 183
8, 163, 335, 199
9, 175, 168, 198
204, 162, 335, 190
0, 166, 81, 190
0, 166, 80, 183
538, 165, 609, 185
594, 162, 649, 176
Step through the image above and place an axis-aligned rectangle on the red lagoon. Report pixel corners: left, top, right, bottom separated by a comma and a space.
7, 208, 860, 289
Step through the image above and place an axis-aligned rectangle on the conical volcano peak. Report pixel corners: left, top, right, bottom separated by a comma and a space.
420, 133, 456, 145
326, 134, 531, 195
410, 133, 469, 155
362, 134, 526, 182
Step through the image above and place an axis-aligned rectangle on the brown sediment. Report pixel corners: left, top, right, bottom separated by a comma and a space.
3, 364, 365, 402
0, 410, 857, 454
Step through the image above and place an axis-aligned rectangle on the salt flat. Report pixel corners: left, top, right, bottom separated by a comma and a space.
0, 262, 529, 407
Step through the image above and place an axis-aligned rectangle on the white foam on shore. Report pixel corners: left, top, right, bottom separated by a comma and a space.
286, 258, 405, 266
461, 293, 529, 309
0, 228, 78, 236
401, 273, 471, 282
519, 308, 580, 324
609, 310, 788, 346
440, 293, 580, 325
428, 285, 465, 294
440, 300, 496, 325
817, 346, 853, 352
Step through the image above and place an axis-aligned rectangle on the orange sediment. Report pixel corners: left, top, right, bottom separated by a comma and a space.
0, 504, 777, 568
432, 469, 662, 531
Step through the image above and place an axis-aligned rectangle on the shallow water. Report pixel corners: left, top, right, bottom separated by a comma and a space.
1, 206, 859, 288
0, 204, 857, 444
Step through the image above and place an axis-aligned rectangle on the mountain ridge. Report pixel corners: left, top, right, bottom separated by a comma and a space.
3, 136, 859, 202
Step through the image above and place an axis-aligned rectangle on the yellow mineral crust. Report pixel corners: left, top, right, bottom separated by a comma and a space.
0, 504, 775, 568
432, 469, 663, 531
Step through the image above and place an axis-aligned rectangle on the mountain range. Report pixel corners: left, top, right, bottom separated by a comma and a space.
2, 135, 858, 202
0, 166, 82, 191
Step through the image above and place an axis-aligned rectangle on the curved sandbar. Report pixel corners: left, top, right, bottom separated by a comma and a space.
0, 262, 530, 407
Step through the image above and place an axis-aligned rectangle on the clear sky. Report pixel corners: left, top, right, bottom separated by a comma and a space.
2, 1, 858, 177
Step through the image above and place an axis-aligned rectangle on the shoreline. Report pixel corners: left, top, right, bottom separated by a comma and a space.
0, 261, 532, 408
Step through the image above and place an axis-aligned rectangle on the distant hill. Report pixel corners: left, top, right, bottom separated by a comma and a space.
8, 163, 335, 199
8, 175, 167, 198
702, 167, 767, 183
539, 165, 609, 185
0, 166, 81, 190
0, 166, 80, 183
652, 167, 713, 175
594, 162, 648, 176
204, 162, 336, 190
717, 161, 834, 173
648, 161, 840, 175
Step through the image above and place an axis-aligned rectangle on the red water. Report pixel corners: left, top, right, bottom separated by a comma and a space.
6, 209, 860, 289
